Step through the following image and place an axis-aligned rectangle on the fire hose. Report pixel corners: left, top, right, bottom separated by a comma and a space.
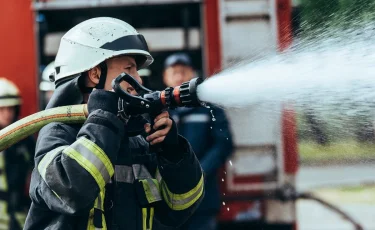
0, 73, 203, 152
297, 192, 364, 230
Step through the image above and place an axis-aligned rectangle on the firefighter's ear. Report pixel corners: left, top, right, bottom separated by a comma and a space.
87, 66, 102, 85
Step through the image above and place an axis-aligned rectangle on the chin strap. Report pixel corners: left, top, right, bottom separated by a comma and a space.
95, 62, 108, 89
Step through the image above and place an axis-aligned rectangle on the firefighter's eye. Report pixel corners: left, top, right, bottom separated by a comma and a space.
127, 87, 135, 93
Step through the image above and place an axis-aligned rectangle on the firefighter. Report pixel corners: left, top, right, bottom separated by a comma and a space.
39, 61, 55, 108
0, 78, 35, 230
24, 17, 204, 230
162, 53, 233, 230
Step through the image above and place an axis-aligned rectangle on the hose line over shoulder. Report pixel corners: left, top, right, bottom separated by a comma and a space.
0, 104, 88, 152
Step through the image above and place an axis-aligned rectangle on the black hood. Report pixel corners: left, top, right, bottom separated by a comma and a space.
46, 76, 84, 109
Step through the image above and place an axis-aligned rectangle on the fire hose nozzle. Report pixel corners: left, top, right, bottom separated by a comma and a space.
161, 77, 203, 108
112, 73, 204, 116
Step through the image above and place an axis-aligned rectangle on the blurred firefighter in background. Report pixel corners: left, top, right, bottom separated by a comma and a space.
138, 68, 152, 89
39, 61, 55, 109
0, 78, 35, 230
162, 53, 234, 230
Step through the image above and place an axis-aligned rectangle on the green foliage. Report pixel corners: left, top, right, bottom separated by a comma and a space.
299, 0, 375, 35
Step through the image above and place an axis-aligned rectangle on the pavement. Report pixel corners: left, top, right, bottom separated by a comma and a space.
297, 163, 375, 230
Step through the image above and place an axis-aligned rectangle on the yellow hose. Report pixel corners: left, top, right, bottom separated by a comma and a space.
0, 104, 88, 152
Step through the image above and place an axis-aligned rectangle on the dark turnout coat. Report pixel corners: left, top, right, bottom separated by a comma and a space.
24, 77, 204, 230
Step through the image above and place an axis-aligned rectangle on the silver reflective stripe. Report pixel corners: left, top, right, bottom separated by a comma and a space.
155, 169, 162, 183
115, 165, 134, 183
181, 114, 210, 123
69, 143, 111, 184
161, 179, 204, 208
96, 194, 102, 210
132, 164, 152, 180
146, 178, 162, 202
38, 146, 68, 182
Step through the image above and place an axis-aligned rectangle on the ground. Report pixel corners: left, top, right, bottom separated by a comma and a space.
297, 164, 375, 230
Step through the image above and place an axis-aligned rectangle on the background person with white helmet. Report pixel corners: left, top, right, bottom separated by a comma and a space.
0, 78, 35, 230
24, 17, 204, 230
39, 61, 55, 109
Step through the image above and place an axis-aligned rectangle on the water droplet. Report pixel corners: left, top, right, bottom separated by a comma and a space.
223, 193, 226, 196
221, 178, 225, 182
227, 207, 230, 211
220, 129, 222, 131
224, 171, 227, 174
210, 127, 212, 129
229, 160, 233, 166
212, 118, 216, 121
226, 138, 229, 140
222, 202, 226, 206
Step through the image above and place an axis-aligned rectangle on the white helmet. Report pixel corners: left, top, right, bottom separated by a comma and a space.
0, 78, 21, 107
54, 17, 153, 83
39, 61, 56, 92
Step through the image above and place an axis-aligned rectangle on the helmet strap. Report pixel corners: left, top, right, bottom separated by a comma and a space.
96, 62, 108, 89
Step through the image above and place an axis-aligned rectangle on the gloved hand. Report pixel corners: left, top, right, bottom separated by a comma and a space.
145, 111, 181, 162
87, 90, 119, 115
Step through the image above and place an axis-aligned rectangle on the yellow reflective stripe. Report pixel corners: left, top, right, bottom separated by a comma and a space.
161, 174, 204, 211
140, 179, 161, 203
71, 138, 113, 183
87, 190, 107, 230
63, 147, 106, 190
38, 146, 67, 181
15, 212, 26, 229
0, 200, 7, 215
86, 208, 95, 230
142, 208, 146, 230
149, 207, 154, 230
78, 137, 114, 178
0, 200, 9, 230
0, 152, 7, 191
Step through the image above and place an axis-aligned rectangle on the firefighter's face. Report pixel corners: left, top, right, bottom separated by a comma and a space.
105, 56, 142, 95
0, 106, 15, 128
163, 64, 195, 87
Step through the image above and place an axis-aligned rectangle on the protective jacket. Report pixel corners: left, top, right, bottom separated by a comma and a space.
170, 107, 233, 213
24, 77, 204, 230
0, 136, 34, 230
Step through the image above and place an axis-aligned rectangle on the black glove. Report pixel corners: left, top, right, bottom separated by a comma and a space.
87, 90, 119, 115
157, 118, 182, 162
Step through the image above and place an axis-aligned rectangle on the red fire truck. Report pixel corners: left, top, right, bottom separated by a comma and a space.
0, 0, 298, 229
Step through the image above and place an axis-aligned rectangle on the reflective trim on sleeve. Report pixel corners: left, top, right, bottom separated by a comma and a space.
63, 137, 114, 190
140, 178, 162, 204
0, 152, 7, 192
78, 137, 114, 178
161, 174, 204, 211
38, 146, 68, 182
